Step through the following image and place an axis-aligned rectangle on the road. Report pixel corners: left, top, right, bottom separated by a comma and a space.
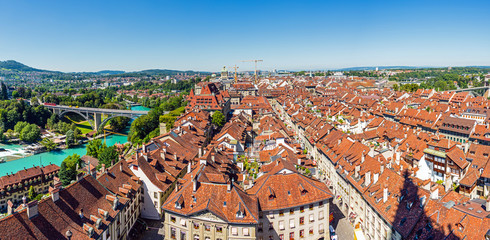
330, 201, 355, 240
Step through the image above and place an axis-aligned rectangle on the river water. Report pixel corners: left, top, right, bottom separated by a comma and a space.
0, 105, 150, 177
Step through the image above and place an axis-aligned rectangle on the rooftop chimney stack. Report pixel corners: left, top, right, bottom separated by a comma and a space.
485, 199, 490, 212
50, 186, 60, 202
101, 164, 105, 173
192, 175, 197, 192
383, 185, 388, 203
198, 148, 202, 158
211, 153, 215, 163
187, 162, 192, 173
27, 200, 39, 219
365, 171, 371, 186
228, 179, 233, 192
7, 200, 14, 215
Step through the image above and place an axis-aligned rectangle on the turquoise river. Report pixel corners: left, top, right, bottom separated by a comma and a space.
0, 105, 150, 177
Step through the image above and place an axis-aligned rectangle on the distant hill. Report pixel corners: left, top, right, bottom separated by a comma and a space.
0, 60, 209, 77
0, 60, 53, 72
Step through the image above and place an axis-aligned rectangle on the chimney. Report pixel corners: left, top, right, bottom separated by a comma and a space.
361, 151, 365, 163
198, 148, 202, 158
101, 164, 105, 173
485, 199, 490, 212
87, 160, 91, 176
120, 163, 123, 172
174, 153, 178, 161
142, 144, 146, 153
7, 200, 13, 215
383, 185, 388, 203
338, 139, 341, 145
175, 182, 180, 192
365, 171, 371, 186
25, 200, 38, 218
192, 176, 197, 192
113, 197, 119, 210
430, 185, 439, 200
79, 208, 84, 219
380, 164, 385, 174
161, 149, 165, 160
50, 186, 60, 202
354, 165, 360, 178
228, 179, 233, 192
187, 162, 192, 173
211, 153, 215, 163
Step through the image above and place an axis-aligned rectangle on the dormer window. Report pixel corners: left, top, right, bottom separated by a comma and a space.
236, 203, 245, 219
175, 195, 184, 209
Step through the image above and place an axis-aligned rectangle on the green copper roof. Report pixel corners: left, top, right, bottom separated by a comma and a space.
423, 148, 446, 158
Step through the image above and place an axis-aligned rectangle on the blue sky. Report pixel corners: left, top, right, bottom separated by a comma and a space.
0, 0, 489, 72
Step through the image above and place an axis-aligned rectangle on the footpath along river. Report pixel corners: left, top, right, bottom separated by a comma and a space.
0, 105, 150, 177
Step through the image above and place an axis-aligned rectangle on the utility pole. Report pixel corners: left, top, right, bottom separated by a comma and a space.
241, 60, 263, 84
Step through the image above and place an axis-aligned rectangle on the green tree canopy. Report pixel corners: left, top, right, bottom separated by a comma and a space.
20, 124, 41, 142
212, 111, 225, 127
28, 185, 37, 201
65, 129, 75, 147
59, 154, 81, 186
40, 138, 57, 151
98, 145, 119, 168
86, 139, 103, 159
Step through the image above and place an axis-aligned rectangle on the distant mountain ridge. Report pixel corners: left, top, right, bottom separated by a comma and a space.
0, 60, 56, 72
0, 60, 210, 76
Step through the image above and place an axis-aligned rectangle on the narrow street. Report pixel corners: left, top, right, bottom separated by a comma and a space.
330, 202, 355, 239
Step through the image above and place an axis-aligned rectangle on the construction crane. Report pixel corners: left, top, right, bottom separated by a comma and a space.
230, 65, 239, 83
241, 59, 263, 84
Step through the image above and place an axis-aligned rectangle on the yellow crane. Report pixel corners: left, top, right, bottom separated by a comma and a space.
241, 59, 263, 84
230, 65, 239, 83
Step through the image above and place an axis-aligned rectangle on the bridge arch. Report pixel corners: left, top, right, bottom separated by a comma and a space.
57, 110, 94, 129
96, 114, 138, 132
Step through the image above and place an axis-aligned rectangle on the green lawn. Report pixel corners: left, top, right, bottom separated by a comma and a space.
63, 114, 94, 134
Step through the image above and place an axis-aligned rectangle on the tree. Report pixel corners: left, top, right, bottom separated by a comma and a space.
11, 90, 19, 99
65, 129, 75, 147
20, 124, 41, 142
86, 139, 103, 158
109, 116, 130, 132
1, 82, 8, 100
40, 138, 57, 151
393, 84, 399, 91
212, 111, 225, 127
59, 154, 81, 186
14, 121, 29, 134
28, 185, 36, 201
98, 145, 119, 168
59, 161, 76, 186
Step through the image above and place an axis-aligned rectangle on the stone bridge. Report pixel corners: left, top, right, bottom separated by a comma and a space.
43, 104, 149, 131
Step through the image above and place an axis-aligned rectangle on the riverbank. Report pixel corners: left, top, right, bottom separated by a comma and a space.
0, 134, 129, 177
0, 105, 148, 177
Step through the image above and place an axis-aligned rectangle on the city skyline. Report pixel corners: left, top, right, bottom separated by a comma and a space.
1, 0, 489, 72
